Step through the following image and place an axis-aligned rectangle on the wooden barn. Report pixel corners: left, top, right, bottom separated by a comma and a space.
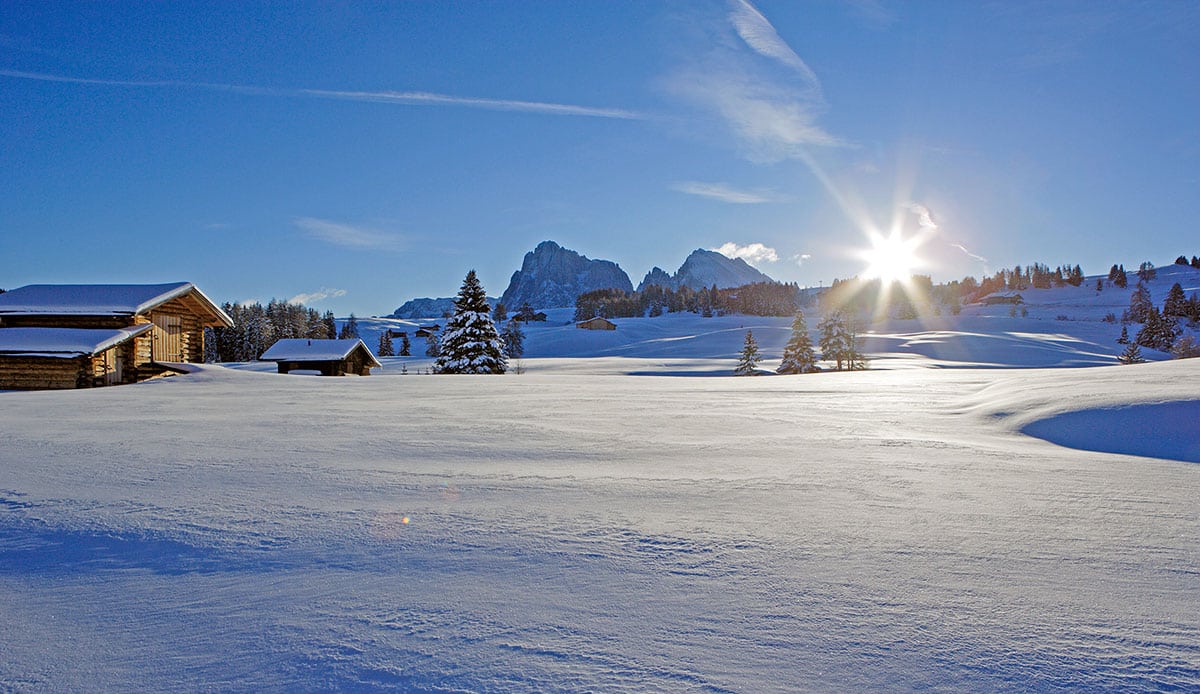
576, 317, 617, 331
0, 282, 232, 390
259, 338, 382, 376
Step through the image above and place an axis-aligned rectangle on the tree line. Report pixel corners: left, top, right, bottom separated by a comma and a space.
574, 281, 809, 322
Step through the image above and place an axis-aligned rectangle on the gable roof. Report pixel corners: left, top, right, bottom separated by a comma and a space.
0, 282, 233, 326
259, 338, 382, 367
0, 325, 154, 358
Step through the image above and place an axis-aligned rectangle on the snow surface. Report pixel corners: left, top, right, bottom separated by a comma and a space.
0, 324, 153, 357
0, 282, 197, 316
2, 267, 1199, 690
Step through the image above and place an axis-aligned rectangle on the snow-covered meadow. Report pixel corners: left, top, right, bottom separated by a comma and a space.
2, 268, 1199, 690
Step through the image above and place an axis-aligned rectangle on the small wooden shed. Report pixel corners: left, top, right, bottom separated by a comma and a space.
259, 338, 382, 376
576, 317, 617, 331
0, 282, 232, 389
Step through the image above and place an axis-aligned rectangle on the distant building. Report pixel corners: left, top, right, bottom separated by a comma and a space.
0, 282, 232, 390
980, 293, 1024, 306
259, 338, 381, 376
576, 317, 617, 331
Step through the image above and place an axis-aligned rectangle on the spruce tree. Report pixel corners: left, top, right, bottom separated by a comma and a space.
435, 270, 507, 374
338, 313, 360, 339
734, 330, 761, 376
1118, 341, 1145, 365
1116, 325, 1129, 345
399, 333, 411, 356
818, 310, 867, 371
1135, 308, 1179, 352
377, 332, 395, 357
1163, 283, 1187, 318
1126, 284, 1153, 323
501, 319, 525, 359
777, 312, 819, 374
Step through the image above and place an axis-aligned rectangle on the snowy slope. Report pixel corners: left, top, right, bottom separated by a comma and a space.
1, 360, 1197, 690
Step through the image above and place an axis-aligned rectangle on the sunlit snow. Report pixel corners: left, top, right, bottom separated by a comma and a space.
2, 268, 1198, 690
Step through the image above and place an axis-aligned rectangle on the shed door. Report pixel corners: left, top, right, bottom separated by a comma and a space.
102, 347, 123, 385
153, 314, 184, 362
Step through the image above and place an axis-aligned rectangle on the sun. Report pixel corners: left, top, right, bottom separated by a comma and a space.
860, 229, 922, 284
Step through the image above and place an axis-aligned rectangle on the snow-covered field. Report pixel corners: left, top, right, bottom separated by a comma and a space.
2, 267, 1199, 690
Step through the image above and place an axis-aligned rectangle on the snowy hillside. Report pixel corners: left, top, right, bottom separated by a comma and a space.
1, 357, 1197, 690
348, 265, 1200, 373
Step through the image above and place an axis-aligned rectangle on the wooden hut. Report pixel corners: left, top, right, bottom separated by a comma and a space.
0, 282, 233, 390
259, 338, 382, 376
576, 317, 617, 331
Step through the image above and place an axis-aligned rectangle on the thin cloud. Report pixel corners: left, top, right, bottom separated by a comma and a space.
728, 0, 822, 88
792, 253, 812, 266
289, 287, 348, 305
666, 2, 840, 162
0, 69, 643, 120
714, 242, 780, 265
295, 217, 405, 252
671, 181, 785, 204
952, 244, 988, 264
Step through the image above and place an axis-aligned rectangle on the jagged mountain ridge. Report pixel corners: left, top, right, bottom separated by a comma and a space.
393, 296, 498, 319
499, 241, 633, 309
637, 248, 776, 292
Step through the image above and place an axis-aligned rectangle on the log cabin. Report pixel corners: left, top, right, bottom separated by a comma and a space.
0, 282, 233, 390
576, 316, 617, 331
259, 338, 382, 376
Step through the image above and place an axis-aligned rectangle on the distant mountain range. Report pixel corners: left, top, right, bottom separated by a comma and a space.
392, 240, 778, 316
637, 248, 775, 292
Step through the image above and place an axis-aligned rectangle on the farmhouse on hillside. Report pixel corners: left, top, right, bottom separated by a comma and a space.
576, 317, 617, 331
0, 282, 233, 390
980, 292, 1024, 306
259, 338, 382, 376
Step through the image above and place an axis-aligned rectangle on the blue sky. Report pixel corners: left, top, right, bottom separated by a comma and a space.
2, 1, 1197, 315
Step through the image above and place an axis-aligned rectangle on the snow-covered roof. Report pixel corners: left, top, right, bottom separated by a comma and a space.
0, 282, 233, 325
0, 324, 154, 358
260, 338, 382, 367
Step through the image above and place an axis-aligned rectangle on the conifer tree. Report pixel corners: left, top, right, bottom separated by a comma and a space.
818, 311, 867, 371
1126, 284, 1153, 323
399, 333, 411, 356
1163, 282, 1187, 318
501, 319, 525, 359
492, 302, 507, 322
1135, 307, 1180, 352
1118, 341, 1145, 364
777, 312, 819, 374
1116, 325, 1129, 345
338, 313, 360, 339
424, 331, 440, 357
435, 270, 507, 374
734, 330, 761, 376
377, 332, 395, 357
322, 311, 337, 340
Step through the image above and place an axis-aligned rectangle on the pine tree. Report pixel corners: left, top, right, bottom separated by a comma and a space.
322, 311, 337, 341
1163, 282, 1187, 318
818, 311, 867, 371
424, 331, 440, 357
1116, 325, 1129, 344
501, 319, 525, 359
1126, 284, 1153, 323
1118, 341, 1145, 364
399, 333, 411, 356
377, 332, 395, 357
1135, 307, 1179, 352
492, 302, 507, 322
734, 330, 761, 376
1113, 265, 1128, 288
338, 313, 359, 339
435, 270, 507, 374
777, 312, 819, 374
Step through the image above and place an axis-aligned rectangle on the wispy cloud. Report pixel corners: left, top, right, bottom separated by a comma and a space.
667, 1, 840, 162
951, 244, 988, 264
289, 287, 348, 305
294, 217, 405, 252
714, 242, 780, 265
792, 253, 812, 266
728, 0, 821, 87
0, 69, 643, 120
671, 181, 785, 204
